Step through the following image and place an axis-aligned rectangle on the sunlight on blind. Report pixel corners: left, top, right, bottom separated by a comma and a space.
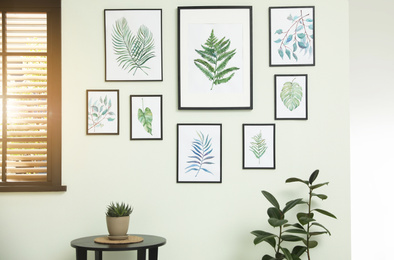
1, 13, 48, 182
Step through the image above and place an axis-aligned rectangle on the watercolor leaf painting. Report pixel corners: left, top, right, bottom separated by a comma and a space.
112, 17, 156, 76
194, 29, 239, 90
185, 131, 215, 177
280, 78, 303, 111
137, 98, 153, 135
88, 95, 116, 132
273, 9, 314, 62
249, 131, 268, 164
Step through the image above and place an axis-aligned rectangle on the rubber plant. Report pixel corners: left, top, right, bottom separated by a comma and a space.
252, 170, 336, 260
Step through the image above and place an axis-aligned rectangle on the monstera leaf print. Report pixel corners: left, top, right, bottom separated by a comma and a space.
194, 29, 239, 90
280, 79, 303, 111
249, 131, 268, 164
185, 131, 215, 177
112, 17, 155, 76
137, 99, 153, 135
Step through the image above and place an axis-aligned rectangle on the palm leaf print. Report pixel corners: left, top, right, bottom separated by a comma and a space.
249, 131, 268, 164
194, 29, 239, 90
185, 131, 215, 177
280, 78, 303, 111
112, 17, 155, 76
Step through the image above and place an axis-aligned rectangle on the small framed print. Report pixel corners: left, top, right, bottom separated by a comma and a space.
177, 124, 222, 183
130, 95, 163, 140
275, 74, 308, 120
243, 124, 275, 169
269, 6, 315, 66
105, 9, 163, 81
178, 6, 253, 109
87, 90, 119, 135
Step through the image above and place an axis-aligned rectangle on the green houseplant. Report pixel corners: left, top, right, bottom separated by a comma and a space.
106, 202, 133, 240
251, 170, 336, 260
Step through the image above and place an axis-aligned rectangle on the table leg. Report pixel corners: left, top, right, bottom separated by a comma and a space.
95, 250, 102, 260
149, 247, 158, 260
75, 248, 87, 260
137, 249, 146, 260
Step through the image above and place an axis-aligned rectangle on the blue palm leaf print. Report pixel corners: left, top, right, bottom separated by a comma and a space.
185, 131, 215, 177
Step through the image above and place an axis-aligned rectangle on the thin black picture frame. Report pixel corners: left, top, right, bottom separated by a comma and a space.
269, 6, 315, 67
87, 90, 120, 135
178, 6, 253, 109
177, 124, 222, 183
243, 124, 276, 169
104, 9, 163, 81
130, 95, 163, 140
275, 74, 308, 120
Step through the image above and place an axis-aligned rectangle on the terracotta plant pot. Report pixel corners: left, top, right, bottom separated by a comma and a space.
106, 216, 130, 240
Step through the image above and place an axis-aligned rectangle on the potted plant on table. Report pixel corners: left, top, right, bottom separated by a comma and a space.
106, 202, 133, 240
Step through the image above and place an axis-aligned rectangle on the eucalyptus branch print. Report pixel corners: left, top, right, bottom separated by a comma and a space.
273, 10, 314, 61
137, 98, 153, 135
112, 17, 156, 76
280, 78, 303, 111
194, 29, 239, 90
88, 95, 116, 132
185, 131, 215, 177
249, 131, 268, 164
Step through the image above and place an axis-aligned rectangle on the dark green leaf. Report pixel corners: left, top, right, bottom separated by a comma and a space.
251, 231, 277, 248
267, 207, 283, 219
303, 240, 318, 248
281, 235, 303, 242
285, 178, 309, 185
283, 229, 307, 234
297, 212, 315, 225
311, 193, 328, 200
280, 247, 293, 260
262, 255, 276, 260
313, 208, 337, 219
309, 170, 319, 184
292, 246, 307, 257
268, 217, 288, 227
283, 198, 304, 213
262, 190, 280, 209
310, 182, 329, 190
309, 231, 328, 236
310, 222, 331, 235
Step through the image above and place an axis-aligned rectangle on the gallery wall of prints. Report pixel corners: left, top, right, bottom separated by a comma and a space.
0, 1, 350, 260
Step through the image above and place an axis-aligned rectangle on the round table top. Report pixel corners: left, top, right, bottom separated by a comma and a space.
70, 234, 166, 251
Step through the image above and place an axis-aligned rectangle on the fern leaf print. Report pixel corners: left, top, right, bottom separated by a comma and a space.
185, 131, 215, 177
194, 29, 239, 90
112, 17, 156, 76
249, 131, 268, 164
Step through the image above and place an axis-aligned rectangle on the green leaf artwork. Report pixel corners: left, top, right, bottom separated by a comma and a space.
88, 95, 116, 132
273, 9, 314, 61
280, 78, 303, 111
112, 17, 155, 76
185, 131, 215, 177
194, 29, 239, 90
137, 98, 153, 135
249, 131, 268, 164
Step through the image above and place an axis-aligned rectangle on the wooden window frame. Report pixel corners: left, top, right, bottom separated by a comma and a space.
0, 0, 65, 192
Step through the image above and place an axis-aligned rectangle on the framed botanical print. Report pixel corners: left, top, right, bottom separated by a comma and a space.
269, 6, 315, 66
87, 90, 119, 135
178, 6, 253, 109
130, 95, 163, 140
243, 124, 275, 169
275, 74, 308, 120
105, 9, 163, 81
177, 124, 222, 183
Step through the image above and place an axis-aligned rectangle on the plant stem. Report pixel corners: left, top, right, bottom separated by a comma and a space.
276, 225, 283, 256
307, 187, 312, 260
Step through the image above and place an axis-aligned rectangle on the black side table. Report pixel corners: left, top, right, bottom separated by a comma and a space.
70, 234, 166, 260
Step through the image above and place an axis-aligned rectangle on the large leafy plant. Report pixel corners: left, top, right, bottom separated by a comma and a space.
252, 170, 336, 260
194, 29, 239, 90
185, 131, 215, 177
112, 17, 155, 76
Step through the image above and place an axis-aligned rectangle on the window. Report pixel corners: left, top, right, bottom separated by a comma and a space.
0, 0, 65, 191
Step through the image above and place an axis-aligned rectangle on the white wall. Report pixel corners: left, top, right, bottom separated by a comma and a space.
350, 0, 394, 259
0, 1, 350, 260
